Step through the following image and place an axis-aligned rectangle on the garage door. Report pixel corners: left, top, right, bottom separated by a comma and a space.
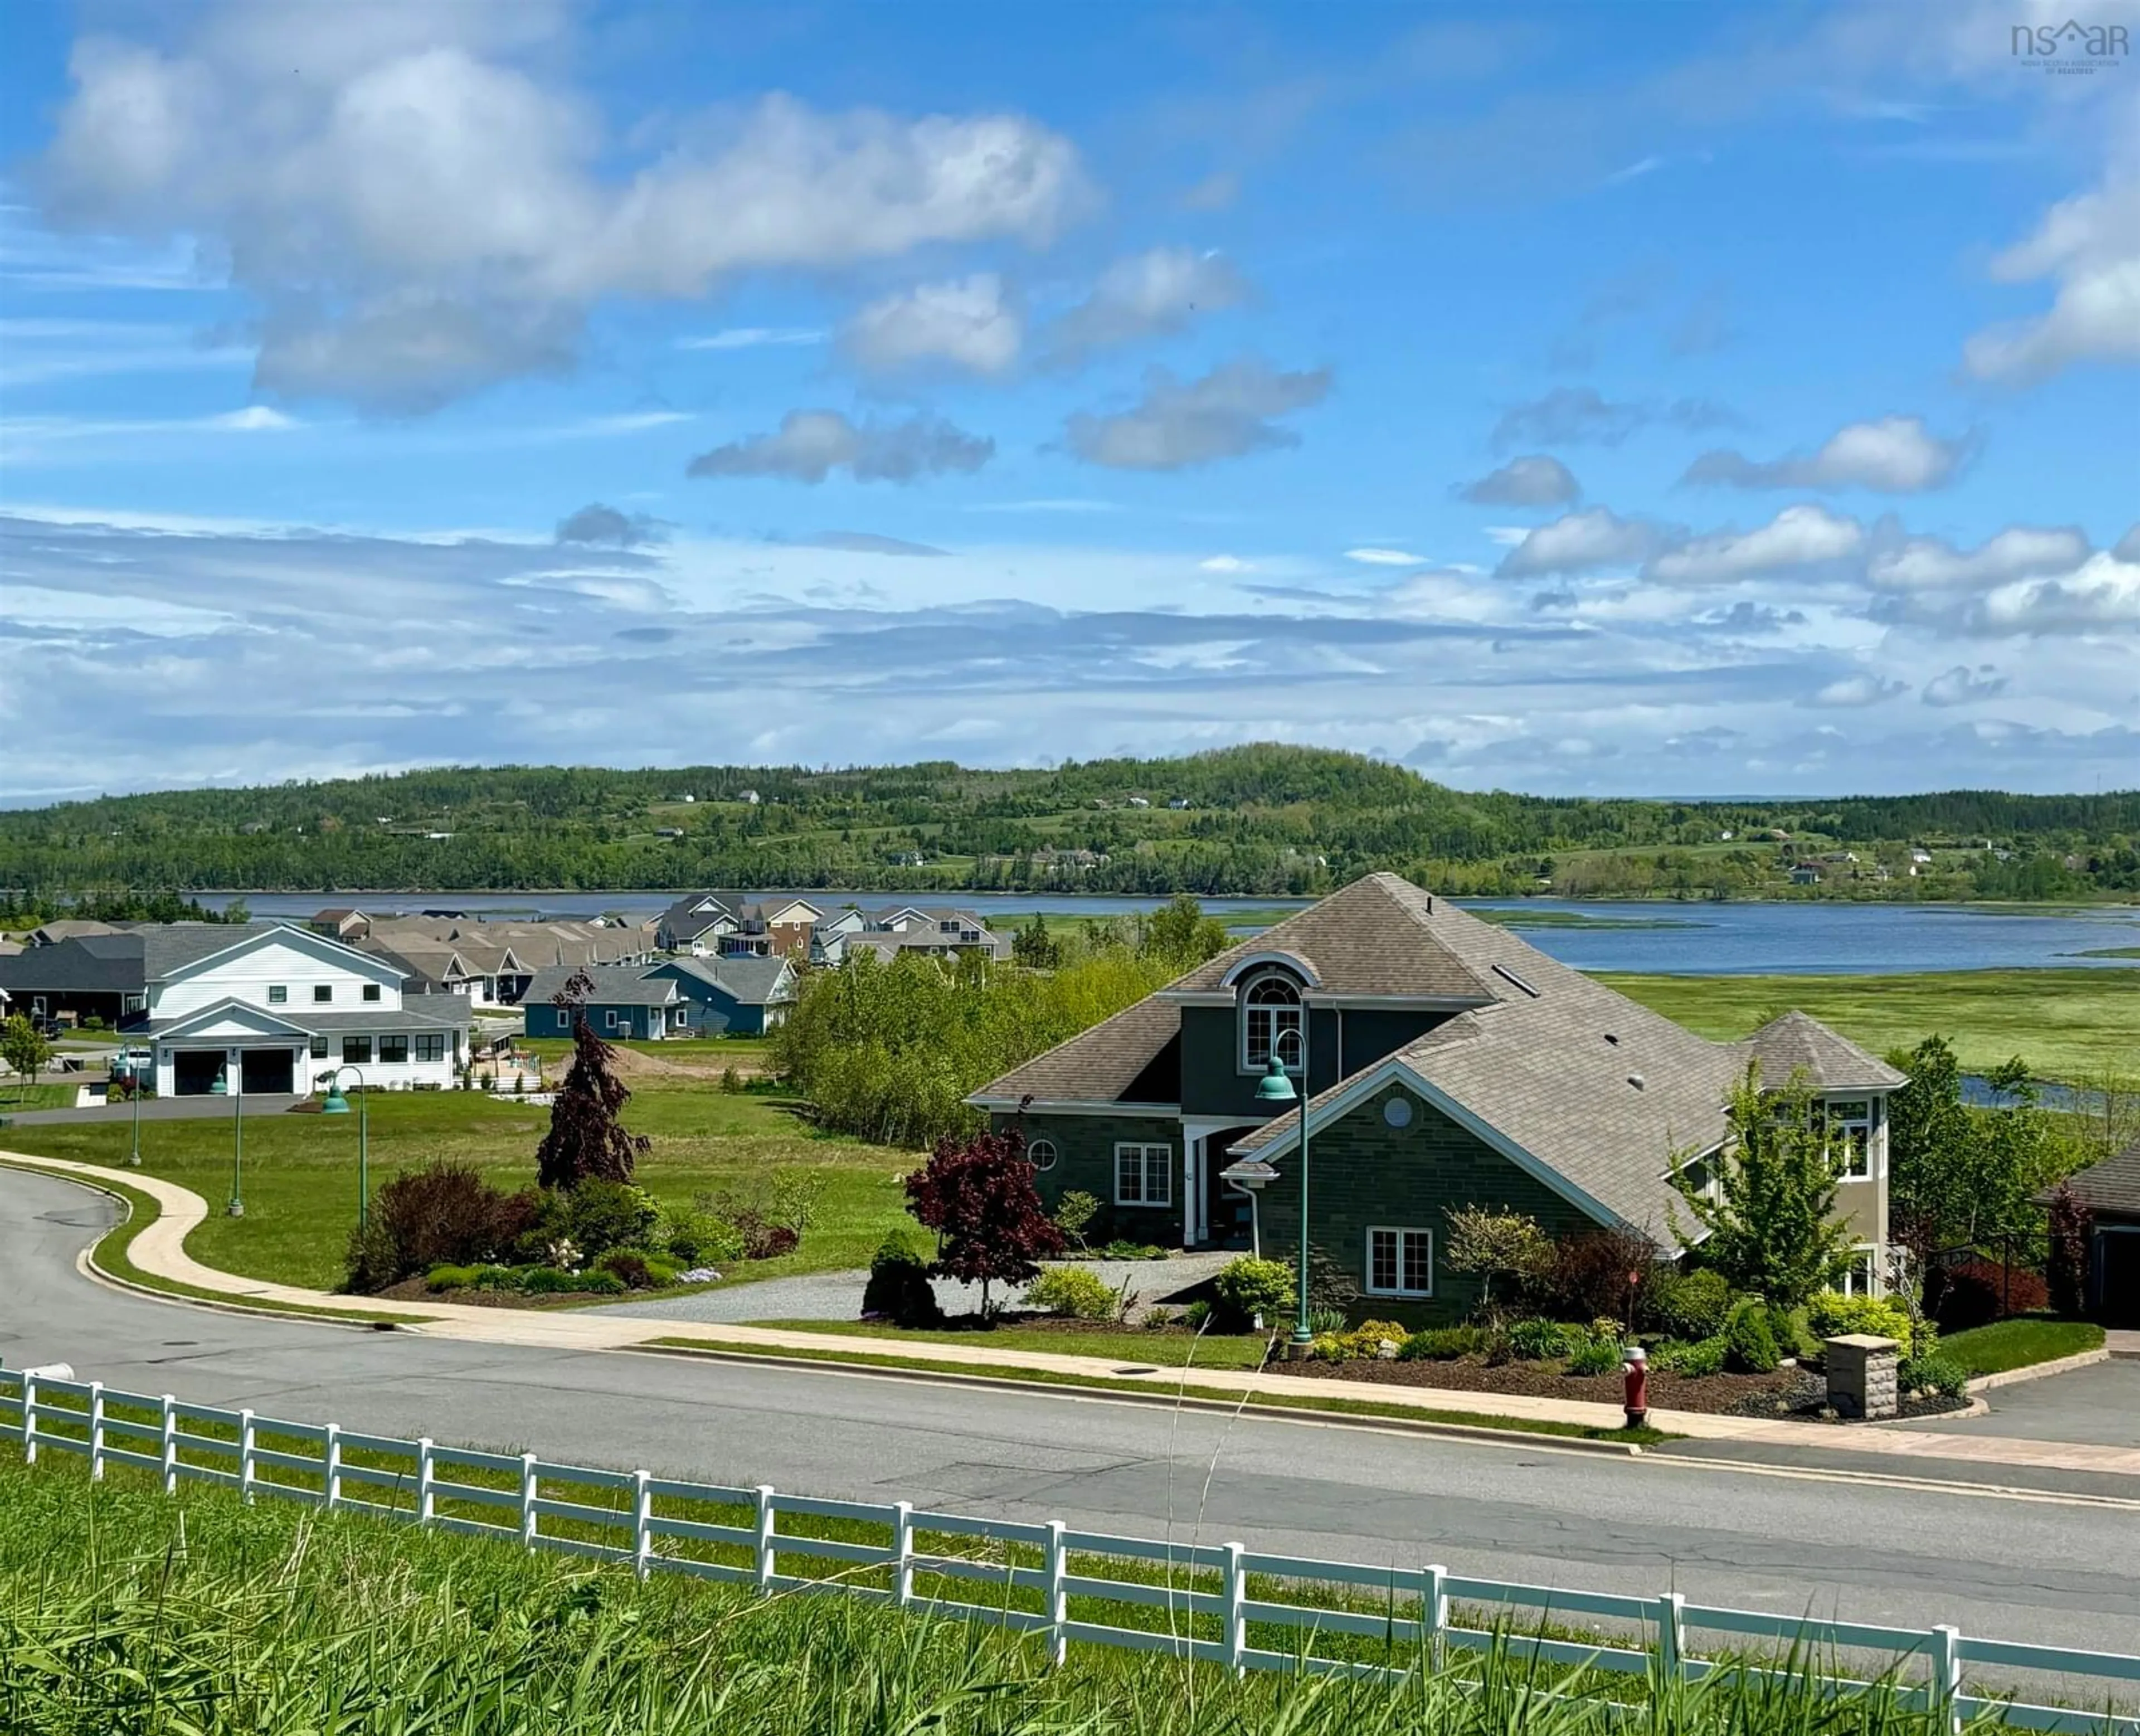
173, 1050, 226, 1096
241, 1048, 295, 1095
2098, 1229, 2140, 1327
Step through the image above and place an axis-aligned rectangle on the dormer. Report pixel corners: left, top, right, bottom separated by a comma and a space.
1222, 951, 1319, 1076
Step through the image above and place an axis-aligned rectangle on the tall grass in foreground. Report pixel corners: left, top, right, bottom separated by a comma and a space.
0, 1451, 2015, 1736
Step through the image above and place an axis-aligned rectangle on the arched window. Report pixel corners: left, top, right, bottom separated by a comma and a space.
1242, 971, 1303, 1072
1027, 1138, 1059, 1173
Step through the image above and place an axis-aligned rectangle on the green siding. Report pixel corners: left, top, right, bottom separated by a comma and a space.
1254, 1082, 1601, 1326
991, 1111, 1184, 1247
1179, 1004, 1344, 1119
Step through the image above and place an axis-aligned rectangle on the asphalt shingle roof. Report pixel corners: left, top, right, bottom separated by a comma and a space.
659, 956, 795, 1005
1736, 1010, 1906, 1092
2059, 1141, 2140, 1217
521, 964, 678, 1008
974, 996, 1183, 1106
1165, 874, 1496, 1000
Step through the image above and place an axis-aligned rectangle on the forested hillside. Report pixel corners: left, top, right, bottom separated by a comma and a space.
1, 746, 2134, 900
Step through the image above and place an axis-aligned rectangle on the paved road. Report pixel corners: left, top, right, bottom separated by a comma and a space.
1910, 1360, 2140, 1447
2, 1094, 307, 1126
3, 1168, 2137, 1656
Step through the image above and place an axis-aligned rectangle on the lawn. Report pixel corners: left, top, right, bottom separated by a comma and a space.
1599, 967, 2140, 1079
0, 1076, 911, 1295
1938, 1317, 2105, 1377
751, 1316, 1277, 1369
0, 1083, 83, 1112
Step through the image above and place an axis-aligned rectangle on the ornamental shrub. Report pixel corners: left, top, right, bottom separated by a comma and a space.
660, 1206, 744, 1268
1724, 1300, 1781, 1374
1930, 1259, 2050, 1330
1025, 1265, 1118, 1321
595, 1248, 655, 1290
1054, 1190, 1101, 1251
1180, 1300, 1214, 1333
1652, 1335, 1728, 1378
560, 1180, 662, 1260
1508, 1318, 1582, 1361
424, 1265, 478, 1293
1398, 1325, 1485, 1361
1900, 1352, 1968, 1399
1807, 1291, 1918, 1358
1567, 1338, 1623, 1376
346, 1160, 542, 1293
1656, 1268, 1733, 1341
1213, 1256, 1297, 1329
862, 1230, 941, 1327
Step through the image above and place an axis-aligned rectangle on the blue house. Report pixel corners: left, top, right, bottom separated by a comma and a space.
522, 956, 796, 1041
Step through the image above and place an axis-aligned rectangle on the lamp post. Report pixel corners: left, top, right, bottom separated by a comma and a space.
212, 1056, 244, 1218
318, 1064, 370, 1237
127, 1050, 144, 1168
1256, 1022, 1312, 1353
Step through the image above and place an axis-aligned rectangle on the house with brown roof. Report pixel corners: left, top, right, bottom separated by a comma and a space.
2052, 1142, 2140, 1326
968, 873, 1903, 1320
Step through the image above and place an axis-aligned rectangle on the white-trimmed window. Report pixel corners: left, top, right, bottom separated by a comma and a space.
1242, 971, 1303, 1072
342, 1035, 372, 1064
1825, 1099, 1872, 1179
378, 1034, 409, 1064
1839, 1245, 1880, 1296
1365, 1226, 1433, 1298
1027, 1138, 1059, 1173
362, 984, 383, 1004
412, 1034, 446, 1063
314, 985, 333, 1004
603, 1010, 621, 1031
268, 985, 288, 1005
1115, 1142, 1172, 1208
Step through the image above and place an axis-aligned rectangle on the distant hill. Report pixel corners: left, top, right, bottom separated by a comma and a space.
1, 746, 2134, 901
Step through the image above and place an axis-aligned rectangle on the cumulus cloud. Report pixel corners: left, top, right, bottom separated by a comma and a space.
1063, 356, 1329, 470
1645, 504, 1864, 585
1964, 174, 2140, 381
1866, 525, 2093, 593
1977, 551, 2140, 634
1043, 247, 1251, 363
1808, 673, 1910, 708
1459, 454, 1580, 507
687, 410, 993, 484
31, 14, 1092, 410
1923, 664, 2008, 706
1490, 387, 1735, 449
1701, 601, 1807, 633
1681, 416, 1973, 493
842, 274, 1022, 376
1496, 507, 1665, 576
2115, 523, 2140, 562
556, 502, 667, 546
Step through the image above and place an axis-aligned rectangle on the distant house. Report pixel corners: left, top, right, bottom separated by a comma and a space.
1126, 796, 1151, 809
27, 918, 121, 947
309, 908, 372, 941
2054, 1143, 2140, 1325
1167, 798, 1191, 810
522, 956, 796, 1040
813, 906, 1009, 965
738, 789, 761, 805
655, 827, 686, 839
656, 892, 737, 954
1789, 866, 1822, 886
717, 898, 821, 961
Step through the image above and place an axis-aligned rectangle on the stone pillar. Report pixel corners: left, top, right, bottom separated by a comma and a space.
1825, 1333, 1900, 1420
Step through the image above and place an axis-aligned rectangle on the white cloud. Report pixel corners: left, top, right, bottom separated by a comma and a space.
685, 410, 993, 484
1043, 247, 1251, 362
1496, 508, 1664, 577
1923, 664, 2008, 706
842, 274, 1022, 376
1064, 356, 1330, 470
1345, 547, 1429, 567
1199, 555, 1252, 572
1682, 416, 1972, 493
2114, 523, 2140, 562
1808, 673, 1909, 707
31, 16, 1092, 410
1646, 504, 1863, 585
1867, 524, 2092, 592
1964, 177, 2140, 380
1459, 455, 1580, 507
1978, 551, 2140, 633
202, 406, 297, 431
677, 327, 826, 351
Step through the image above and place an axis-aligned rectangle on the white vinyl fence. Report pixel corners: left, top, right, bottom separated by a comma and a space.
3, 1363, 2134, 1734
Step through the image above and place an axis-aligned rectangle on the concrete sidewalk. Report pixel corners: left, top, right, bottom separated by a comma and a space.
10, 1147, 2139, 1479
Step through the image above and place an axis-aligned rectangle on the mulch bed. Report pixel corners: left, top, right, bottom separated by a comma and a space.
1267, 1356, 1799, 1416
375, 1277, 588, 1310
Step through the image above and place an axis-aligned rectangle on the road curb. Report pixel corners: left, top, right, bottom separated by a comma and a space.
624, 1340, 1651, 1456
1967, 1348, 2110, 1393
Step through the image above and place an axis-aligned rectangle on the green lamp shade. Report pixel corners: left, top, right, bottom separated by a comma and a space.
320, 1089, 351, 1115
209, 1072, 228, 1096
1255, 1055, 1298, 1103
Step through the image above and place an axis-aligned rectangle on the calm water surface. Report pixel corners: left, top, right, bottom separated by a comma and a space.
201, 890, 2140, 977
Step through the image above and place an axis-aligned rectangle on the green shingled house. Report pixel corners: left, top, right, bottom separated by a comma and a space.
967, 873, 1903, 1321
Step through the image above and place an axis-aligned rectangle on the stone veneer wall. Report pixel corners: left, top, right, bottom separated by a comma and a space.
1253, 1081, 1601, 1326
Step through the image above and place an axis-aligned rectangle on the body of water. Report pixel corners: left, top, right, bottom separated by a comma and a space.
194, 889, 2140, 977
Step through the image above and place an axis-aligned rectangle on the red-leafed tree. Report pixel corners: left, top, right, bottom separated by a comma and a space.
2046, 1182, 2094, 1318
904, 1126, 1065, 1316
535, 970, 650, 1190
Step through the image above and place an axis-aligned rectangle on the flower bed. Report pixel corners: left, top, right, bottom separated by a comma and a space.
1268, 1354, 1797, 1416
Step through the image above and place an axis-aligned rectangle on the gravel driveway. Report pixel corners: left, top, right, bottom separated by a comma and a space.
596, 1249, 1236, 1324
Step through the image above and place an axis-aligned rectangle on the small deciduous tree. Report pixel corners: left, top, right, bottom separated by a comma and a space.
534, 971, 650, 1190
1141, 893, 1232, 967
904, 1126, 1065, 1316
1011, 913, 1062, 969
2045, 1182, 2093, 1317
1671, 1065, 1854, 1309
1443, 1205, 1554, 1321
1, 1013, 52, 1102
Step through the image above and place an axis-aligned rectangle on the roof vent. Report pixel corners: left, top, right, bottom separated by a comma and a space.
1627, 1073, 1646, 1091
1492, 962, 1540, 999
1603, 1032, 1619, 1046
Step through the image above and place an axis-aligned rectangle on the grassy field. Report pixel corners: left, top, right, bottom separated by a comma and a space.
1939, 1318, 2105, 1377
0, 1082, 81, 1111
752, 1316, 1278, 1369
1601, 967, 2140, 1079
8, 1442, 2011, 1735
0, 1078, 911, 1294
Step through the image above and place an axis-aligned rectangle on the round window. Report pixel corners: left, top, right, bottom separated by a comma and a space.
1383, 1096, 1414, 1129
1027, 1139, 1059, 1173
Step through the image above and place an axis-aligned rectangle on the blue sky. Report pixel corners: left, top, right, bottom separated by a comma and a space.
2, 0, 2135, 804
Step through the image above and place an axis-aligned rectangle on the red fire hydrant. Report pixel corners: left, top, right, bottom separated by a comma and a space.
1622, 1345, 1649, 1430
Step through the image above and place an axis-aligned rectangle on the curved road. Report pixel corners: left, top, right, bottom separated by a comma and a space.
3, 1168, 2137, 1655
